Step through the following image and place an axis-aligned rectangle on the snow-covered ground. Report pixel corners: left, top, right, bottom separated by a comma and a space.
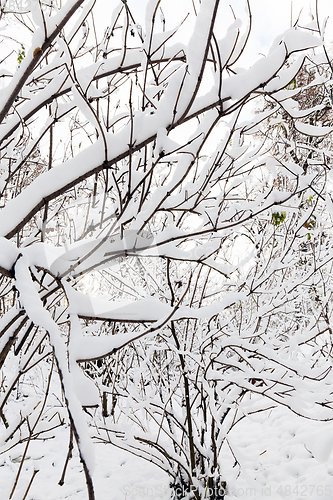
221, 407, 333, 500
1, 404, 332, 500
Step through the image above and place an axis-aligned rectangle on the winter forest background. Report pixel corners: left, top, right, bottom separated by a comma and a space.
1, 0, 333, 499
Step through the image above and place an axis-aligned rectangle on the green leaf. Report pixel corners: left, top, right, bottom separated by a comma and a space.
285, 77, 296, 90
272, 211, 286, 226
17, 46, 25, 65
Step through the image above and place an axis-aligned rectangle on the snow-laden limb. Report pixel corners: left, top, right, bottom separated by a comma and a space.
14, 256, 96, 498
74, 286, 246, 325
68, 279, 193, 363
175, 0, 220, 121
67, 313, 100, 407
62, 284, 246, 363
294, 120, 333, 136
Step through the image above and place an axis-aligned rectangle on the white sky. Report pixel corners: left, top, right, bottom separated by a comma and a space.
244, 0, 333, 59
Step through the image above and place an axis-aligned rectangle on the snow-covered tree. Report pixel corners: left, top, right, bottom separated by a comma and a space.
1, 1, 333, 499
